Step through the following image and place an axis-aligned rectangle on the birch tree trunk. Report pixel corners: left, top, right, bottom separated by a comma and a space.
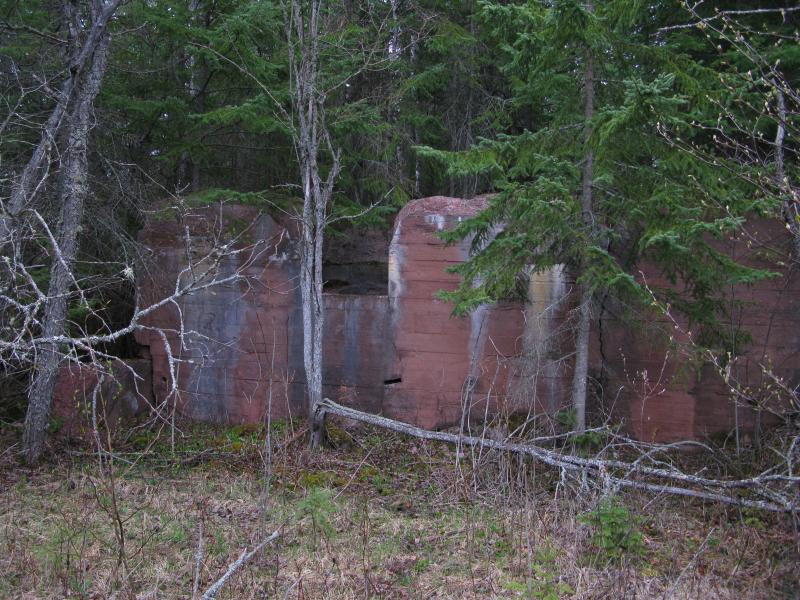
285, 0, 340, 449
570, 1, 595, 434
22, 21, 114, 463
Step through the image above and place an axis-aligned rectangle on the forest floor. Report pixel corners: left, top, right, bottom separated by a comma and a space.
0, 418, 797, 599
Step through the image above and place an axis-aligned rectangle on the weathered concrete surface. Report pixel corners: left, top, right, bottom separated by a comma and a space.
52, 359, 152, 438
120, 199, 799, 443
597, 220, 800, 442
135, 205, 299, 423
134, 204, 388, 424
384, 196, 571, 428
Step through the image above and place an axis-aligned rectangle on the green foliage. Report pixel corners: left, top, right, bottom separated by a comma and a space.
35, 519, 94, 595
186, 188, 299, 211
369, 471, 392, 496
552, 409, 607, 451
554, 409, 576, 429
46, 415, 64, 435
296, 487, 338, 549
298, 469, 347, 490
572, 430, 606, 453
210, 530, 230, 558
580, 498, 646, 563
420, 0, 780, 354
165, 521, 189, 545
527, 547, 574, 600
502, 546, 574, 600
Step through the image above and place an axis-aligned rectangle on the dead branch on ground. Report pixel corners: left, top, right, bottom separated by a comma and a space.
313, 398, 800, 513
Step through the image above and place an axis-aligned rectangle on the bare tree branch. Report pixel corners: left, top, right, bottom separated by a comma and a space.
201, 529, 281, 600
313, 398, 800, 512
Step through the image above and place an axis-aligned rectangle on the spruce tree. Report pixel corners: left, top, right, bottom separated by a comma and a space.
419, 0, 778, 430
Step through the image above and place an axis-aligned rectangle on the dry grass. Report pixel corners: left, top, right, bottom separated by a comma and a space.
0, 420, 797, 599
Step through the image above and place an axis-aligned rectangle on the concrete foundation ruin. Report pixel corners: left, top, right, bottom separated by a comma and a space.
54, 197, 800, 442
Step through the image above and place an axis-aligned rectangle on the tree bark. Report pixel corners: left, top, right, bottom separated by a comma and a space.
22, 27, 113, 463
178, 0, 205, 193
285, 0, 340, 449
0, 0, 120, 244
570, 1, 595, 434
774, 85, 800, 258
571, 287, 592, 433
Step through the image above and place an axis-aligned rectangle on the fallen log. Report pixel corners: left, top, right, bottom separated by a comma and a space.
313, 398, 799, 513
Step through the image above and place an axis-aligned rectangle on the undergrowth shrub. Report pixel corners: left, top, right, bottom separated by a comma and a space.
580, 497, 645, 563
296, 487, 338, 549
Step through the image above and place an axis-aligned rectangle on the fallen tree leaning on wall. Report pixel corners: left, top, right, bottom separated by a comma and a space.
312, 399, 800, 513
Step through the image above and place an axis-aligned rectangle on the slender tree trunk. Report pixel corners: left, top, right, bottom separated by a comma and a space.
287, 0, 338, 449
300, 153, 325, 448
571, 288, 592, 433
774, 85, 800, 258
570, 2, 595, 434
189, 0, 204, 192
309, 181, 326, 448
0, 0, 120, 244
22, 30, 113, 464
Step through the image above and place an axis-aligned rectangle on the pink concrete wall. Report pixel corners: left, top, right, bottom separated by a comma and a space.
598, 220, 800, 442
134, 205, 389, 424
52, 359, 152, 438
383, 196, 571, 428
116, 199, 799, 443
